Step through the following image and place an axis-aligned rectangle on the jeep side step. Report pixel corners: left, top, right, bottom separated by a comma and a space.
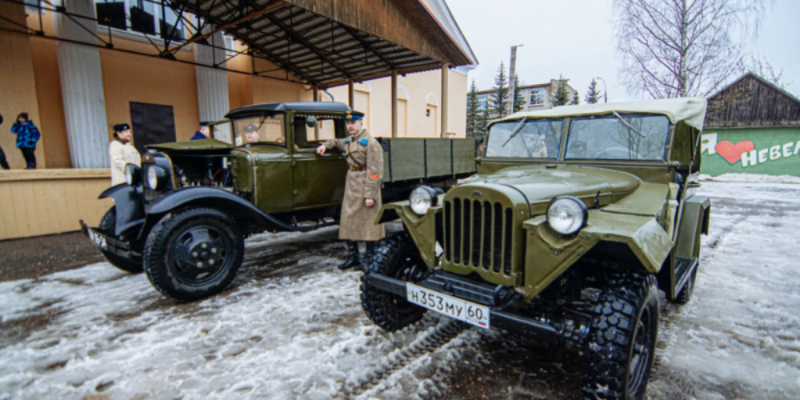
365, 271, 562, 343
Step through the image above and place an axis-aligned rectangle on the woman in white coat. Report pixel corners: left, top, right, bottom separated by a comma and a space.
108, 123, 141, 186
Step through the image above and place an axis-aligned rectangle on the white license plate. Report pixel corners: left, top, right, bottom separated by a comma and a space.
407, 282, 490, 329
88, 230, 108, 250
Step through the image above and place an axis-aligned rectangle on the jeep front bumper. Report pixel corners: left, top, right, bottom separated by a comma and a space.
364, 270, 563, 343
80, 220, 136, 259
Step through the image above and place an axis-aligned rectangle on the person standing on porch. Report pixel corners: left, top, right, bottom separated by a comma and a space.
109, 123, 141, 186
10, 113, 40, 169
316, 110, 385, 270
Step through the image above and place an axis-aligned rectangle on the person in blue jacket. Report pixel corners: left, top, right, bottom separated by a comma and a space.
0, 114, 10, 170
190, 121, 210, 140
10, 113, 40, 169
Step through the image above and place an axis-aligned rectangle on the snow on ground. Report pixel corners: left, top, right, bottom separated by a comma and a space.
700, 172, 800, 184
1, 182, 800, 399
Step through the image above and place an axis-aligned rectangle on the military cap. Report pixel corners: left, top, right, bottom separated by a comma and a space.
113, 123, 131, 132
200, 121, 210, 127
244, 123, 259, 132
344, 110, 364, 120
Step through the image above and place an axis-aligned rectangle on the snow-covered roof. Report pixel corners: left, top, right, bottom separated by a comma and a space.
493, 97, 709, 131
424, 0, 478, 68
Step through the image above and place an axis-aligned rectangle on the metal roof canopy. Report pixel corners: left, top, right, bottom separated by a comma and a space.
171, 0, 473, 88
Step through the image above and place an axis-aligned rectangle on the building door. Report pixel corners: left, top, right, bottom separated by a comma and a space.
398, 99, 407, 137
427, 104, 438, 137
129, 102, 176, 155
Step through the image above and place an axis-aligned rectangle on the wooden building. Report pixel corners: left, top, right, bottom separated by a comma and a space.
701, 73, 800, 177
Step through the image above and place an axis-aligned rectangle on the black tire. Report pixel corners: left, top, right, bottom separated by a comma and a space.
98, 207, 143, 274
583, 272, 659, 400
360, 232, 428, 331
143, 207, 244, 302
672, 267, 697, 305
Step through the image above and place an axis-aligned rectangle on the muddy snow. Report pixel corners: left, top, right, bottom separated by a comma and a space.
1, 180, 799, 399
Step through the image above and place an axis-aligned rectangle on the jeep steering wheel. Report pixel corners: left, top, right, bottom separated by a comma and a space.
591, 147, 642, 160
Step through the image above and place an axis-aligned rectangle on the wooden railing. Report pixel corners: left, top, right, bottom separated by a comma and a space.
0, 169, 113, 240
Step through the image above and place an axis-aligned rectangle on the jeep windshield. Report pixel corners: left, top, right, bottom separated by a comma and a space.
485, 119, 564, 159
565, 114, 670, 161
233, 113, 286, 147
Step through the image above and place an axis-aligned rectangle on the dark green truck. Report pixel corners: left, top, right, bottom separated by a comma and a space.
82, 102, 476, 301
361, 97, 711, 400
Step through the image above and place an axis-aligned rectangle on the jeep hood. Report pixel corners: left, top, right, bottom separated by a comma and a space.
455, 165, 641, 214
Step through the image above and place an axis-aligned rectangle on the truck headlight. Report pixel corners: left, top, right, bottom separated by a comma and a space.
125, 164, 141, 186
410, 186, 438, 215
146, 166, 167, 190
547, 196, 588, 236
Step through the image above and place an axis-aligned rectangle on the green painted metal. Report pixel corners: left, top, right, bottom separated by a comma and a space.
147, 138, 233, 151
425, 139, 452, 178
390, 139, 426, 181
452, 139, 477, 175
376, 201, 441, 267
701, 127, 800, 176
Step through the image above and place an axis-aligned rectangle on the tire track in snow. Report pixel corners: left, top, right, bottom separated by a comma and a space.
339, 319, 466, 399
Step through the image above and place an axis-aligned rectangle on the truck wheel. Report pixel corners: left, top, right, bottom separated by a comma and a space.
98, 207, 143, 274
143, 208, 244, 302
360, 232, 427, 331
582, 272, 659, 400
672, 267, 697, 305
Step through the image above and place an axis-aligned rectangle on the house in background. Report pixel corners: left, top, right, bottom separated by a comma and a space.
701, 72, 800, 177
475, 78, 578, 117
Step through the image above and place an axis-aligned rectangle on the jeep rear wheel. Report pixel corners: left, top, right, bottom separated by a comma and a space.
99, 207, 143, 274
361, 232, 427, 331
582, 272, 659, 400
143, 208, 244, 302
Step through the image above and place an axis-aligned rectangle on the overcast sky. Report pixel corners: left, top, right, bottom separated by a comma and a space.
447, 0, 800, 101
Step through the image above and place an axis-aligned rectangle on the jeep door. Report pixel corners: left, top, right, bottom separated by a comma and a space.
290, 113, 348, 210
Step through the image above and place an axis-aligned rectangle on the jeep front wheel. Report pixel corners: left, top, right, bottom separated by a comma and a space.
582, 272, 659, 400
361, 232, 427, 331
143, 208, 244, 302
99, 206, 143, 274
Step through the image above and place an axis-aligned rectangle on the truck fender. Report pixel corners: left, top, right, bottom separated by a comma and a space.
376, 201, 439, 268
580, 211, 674, 273
99, 184, 145, 236
140, 187, 309, 240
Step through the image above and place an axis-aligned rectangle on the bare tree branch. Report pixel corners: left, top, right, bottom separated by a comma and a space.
614, 0, 771, 98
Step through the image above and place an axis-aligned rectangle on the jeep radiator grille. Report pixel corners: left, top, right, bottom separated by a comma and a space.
443, 198, 515, 276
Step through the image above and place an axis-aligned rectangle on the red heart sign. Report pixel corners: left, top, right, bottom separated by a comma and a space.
715, 140, 755, 164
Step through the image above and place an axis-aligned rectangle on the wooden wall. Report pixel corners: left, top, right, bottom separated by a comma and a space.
0, 170, 112, 240
706, 74, 800, 128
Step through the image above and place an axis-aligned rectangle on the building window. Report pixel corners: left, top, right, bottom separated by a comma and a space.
96, 0, 185, 41
530, 89, 543, 105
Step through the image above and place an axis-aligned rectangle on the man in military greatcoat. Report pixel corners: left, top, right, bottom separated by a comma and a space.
316, 110, 385, 270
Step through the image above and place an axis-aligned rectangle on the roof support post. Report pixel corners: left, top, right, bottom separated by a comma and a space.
348, 78, 355, 109
391, 70, 398, 138
441, 64, 449, 138
312, 86, 319, 102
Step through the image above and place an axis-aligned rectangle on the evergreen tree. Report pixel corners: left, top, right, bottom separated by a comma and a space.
571, 91, 580, 105
491, 62, 509, 119
476, 108, 490, 139
585, 78, 602, 104
550, 75, 570, 107
513, 75, 525, 113
466, 80, 481, 139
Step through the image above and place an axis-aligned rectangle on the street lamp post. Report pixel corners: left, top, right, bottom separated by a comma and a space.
596, 76, 608, 103
507, 44, 523, 117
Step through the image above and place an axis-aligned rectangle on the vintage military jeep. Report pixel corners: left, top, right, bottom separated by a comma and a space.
82, 102, 476, 301
361, 98, 711, 400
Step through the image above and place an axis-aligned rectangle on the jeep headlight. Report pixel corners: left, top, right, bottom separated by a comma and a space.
146, 166, 167, 190
547, 196, 588, 236
410, 186, 438, 215
125, 164, 141, 186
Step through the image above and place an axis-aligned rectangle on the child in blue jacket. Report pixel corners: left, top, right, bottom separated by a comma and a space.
10, 113, 40, 169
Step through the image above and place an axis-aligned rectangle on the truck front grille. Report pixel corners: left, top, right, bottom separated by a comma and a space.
443, 198, 514, 276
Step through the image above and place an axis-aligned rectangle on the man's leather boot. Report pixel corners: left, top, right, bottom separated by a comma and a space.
338, 241, 361, 270
357, 242, 376, 271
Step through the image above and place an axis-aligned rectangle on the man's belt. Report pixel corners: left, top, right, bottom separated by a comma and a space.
349, 165, 366, 172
